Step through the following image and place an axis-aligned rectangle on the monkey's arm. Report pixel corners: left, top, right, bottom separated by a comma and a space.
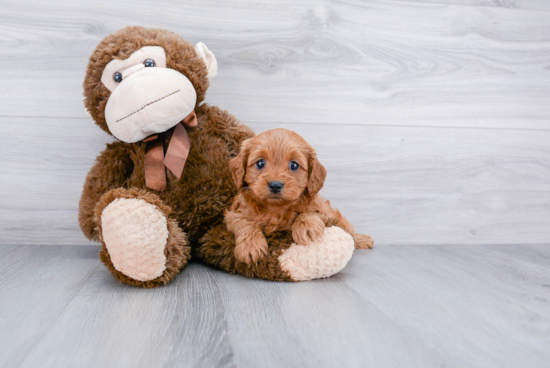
198, 104, 255, 157
78, 141, 134, 241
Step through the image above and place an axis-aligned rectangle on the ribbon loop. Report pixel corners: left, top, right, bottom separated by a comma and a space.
142, 111, 194, 191
164, 123, 190, 179
144, 135, 166, 191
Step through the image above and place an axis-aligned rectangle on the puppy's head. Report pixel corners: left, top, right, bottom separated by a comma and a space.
230, 128, 326, 205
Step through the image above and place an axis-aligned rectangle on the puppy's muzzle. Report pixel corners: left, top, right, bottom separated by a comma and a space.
268, 181, 284, 193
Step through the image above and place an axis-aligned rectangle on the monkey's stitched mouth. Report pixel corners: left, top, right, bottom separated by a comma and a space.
115, 89, 180, 123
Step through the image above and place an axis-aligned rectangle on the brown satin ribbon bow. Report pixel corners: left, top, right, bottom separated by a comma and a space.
143, 110, 198, 191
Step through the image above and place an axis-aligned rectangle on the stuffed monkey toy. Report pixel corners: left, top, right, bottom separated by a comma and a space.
79, 26, 356, 287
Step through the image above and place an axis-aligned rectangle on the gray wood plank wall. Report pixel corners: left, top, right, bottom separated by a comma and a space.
1, 0, 549, 246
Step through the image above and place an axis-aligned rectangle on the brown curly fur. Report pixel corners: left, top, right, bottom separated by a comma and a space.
225, 129, 373, 265
83, 26, 210, 135
196, 224, 292, 281
80, 27, 301, 286
79, 27, 369, 287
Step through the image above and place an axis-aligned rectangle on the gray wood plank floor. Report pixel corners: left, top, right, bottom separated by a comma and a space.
1, 1, 549, 367
1, 244, 549, 368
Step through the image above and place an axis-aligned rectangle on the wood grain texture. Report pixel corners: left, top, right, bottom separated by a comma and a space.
342, 245, 550, 368
398, 0, 550, 11
19, 264, 236, 368
1, 0, 549, 246
2, 118, 550, 245
1, 0, 549, 129
1, 244, 549, 368
214, 268, 449, 367
2, 2, 549, 367
0, 245, 100, 368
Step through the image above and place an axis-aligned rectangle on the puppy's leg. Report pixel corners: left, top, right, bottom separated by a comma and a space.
292, 212, 325, 245
353, 234, 374, 249
324, 204, 374, 249
330, 208, 354, 233
227, 215, 268, 265
198, 224, 355, 282
235, 223, 269, 265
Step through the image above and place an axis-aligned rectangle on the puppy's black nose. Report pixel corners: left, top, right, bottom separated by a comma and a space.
268, 181, 284, 193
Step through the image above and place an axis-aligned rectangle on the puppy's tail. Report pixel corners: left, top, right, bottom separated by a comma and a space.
353, 234, 374, 249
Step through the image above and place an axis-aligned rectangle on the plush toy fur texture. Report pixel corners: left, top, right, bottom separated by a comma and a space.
79, 26, 361, 287
83, 26, 210, 135
197, 224, 293, 281
101, 197, 170, 281
278, 226, 355, 281
93, 188, 190, 288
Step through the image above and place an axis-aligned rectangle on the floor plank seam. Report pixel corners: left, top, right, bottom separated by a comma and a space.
341, 279, 451, 363
17, 263, 101, 366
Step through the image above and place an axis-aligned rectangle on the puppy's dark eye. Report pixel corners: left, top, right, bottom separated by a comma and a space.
144, 59, 156, 67
289, 161, 299, 172
256, 159, 266, 170
113, 72, 123, 84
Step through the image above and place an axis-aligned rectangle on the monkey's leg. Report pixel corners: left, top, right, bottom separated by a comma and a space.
94, 188, 191, 288
197, 225, 354, 281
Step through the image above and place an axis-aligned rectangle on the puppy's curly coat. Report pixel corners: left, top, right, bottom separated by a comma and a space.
226, 128, 373, 265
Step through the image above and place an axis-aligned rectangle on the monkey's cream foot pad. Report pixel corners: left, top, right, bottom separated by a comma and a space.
278, 226, 354, 281
101, 198, 169, 281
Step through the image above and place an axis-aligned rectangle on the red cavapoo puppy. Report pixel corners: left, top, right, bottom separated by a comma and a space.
225, 128, 373, 265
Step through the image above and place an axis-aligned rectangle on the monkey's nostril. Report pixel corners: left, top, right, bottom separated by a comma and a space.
268, 181, 284, 193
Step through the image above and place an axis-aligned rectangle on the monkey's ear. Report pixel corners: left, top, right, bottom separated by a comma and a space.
230, 139, 252, 190
307, 149, 327, 196
195, 42, 218, 79
83, 97, 92, 118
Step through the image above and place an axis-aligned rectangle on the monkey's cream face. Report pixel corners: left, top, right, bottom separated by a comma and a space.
100, 44, 216, 143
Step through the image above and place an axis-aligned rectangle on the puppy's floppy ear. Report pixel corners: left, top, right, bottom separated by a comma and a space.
230, 138, 252, 190
307, 149, 327, 196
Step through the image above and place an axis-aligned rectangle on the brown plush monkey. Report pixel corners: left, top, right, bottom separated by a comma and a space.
80, 26, 357, 287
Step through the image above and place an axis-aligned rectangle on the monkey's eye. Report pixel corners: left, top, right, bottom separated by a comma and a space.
256, 159, 266, 170
113, 72, 123, 84
289, 161, 300, 172
143, 59, 156, 67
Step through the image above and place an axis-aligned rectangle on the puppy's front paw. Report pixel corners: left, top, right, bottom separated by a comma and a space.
292, 214, 325, 245
235, 232, 269, 265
